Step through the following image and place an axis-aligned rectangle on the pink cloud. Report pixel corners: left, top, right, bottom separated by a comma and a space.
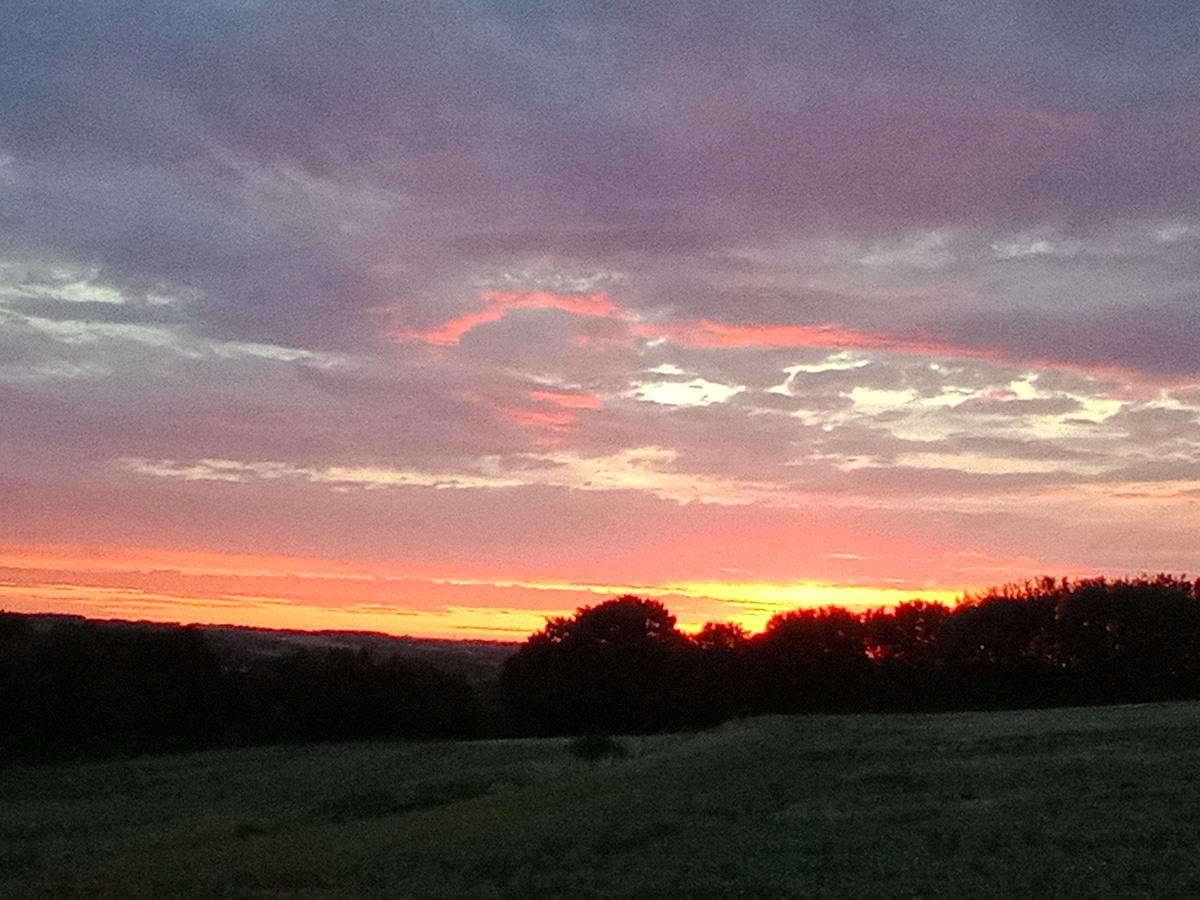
502, 407, 577, 431
631, 319, 950, 353
492, 390, 605, 446
394, 284, 1161, 390
530, 389, 603, 409
632, 318, 1146, 384
394, 289, 621, 345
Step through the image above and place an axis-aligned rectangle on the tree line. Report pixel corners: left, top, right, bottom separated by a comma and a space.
0, 615, 482, 764
4, 574, 1200, 761
498, 575, 1200, 734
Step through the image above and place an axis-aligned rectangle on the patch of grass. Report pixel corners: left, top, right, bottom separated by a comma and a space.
568, 732, 630, 762
3, 703, 1200, 898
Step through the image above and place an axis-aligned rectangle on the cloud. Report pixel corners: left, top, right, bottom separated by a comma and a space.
121, 446, 795, 508
2, 1, 1199, 635
393, 289, 621, 345
628, 377, 744, 408
530, 389, 603, 410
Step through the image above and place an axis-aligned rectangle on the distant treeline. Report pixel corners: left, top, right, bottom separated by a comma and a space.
499, 575, 1200, 734
0, 615, 483, 764
5, 574, 1200, 761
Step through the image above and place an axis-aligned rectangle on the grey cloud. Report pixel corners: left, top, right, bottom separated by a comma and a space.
7, 1, 1197, 244
1108, 404, 1200, 442
3, 2, 1199, 511
946, 301, 1200, 376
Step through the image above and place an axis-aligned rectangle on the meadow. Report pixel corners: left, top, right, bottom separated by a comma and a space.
3, 701, 1199, 899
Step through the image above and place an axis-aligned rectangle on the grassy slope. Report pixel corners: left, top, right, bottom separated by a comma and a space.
3, 703, 1200, 899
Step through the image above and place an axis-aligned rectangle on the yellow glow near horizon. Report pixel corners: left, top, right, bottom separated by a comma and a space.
0, 583, 548, 641
668, 580, 965, 633
0, 540, 974, 641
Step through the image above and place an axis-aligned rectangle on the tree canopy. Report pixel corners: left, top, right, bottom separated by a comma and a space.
497, 595, 690, 734
498, 576, 1200, 734
7, 574, 1200, 758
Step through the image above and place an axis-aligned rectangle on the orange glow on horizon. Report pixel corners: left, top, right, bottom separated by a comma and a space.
0, 584, 543, 641
0, 540, 993, 641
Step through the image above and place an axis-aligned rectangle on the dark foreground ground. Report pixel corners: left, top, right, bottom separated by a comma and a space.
3, 701, 1199, 899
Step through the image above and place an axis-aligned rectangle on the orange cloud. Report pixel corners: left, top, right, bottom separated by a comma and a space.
394, 289, 620, 345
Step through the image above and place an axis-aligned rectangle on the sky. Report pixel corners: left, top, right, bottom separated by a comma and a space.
2, 1, 1199, 639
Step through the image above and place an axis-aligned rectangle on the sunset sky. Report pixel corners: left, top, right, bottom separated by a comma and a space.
2, 1, 1199, 639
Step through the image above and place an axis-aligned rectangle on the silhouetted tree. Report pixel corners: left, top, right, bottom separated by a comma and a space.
865, 601, 950, 663
498, 596, 688, 734
0, 618, 224, 761
227, 646, 483, 743
692, 621, 750, 652
11, 574, 1200, 756
677, 622, 752, 726
863, 601, 953, 709
0, 615, 484, 763
749, 607, 872, 712
1048, 575, 1200, 702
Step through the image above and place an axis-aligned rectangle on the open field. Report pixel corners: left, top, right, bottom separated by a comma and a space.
4, 702, 1200, 899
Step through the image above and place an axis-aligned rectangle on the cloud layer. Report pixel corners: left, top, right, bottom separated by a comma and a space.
2, 1, 1198, 635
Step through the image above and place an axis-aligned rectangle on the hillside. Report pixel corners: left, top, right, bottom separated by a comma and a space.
7, 612, 518, 685
4, 701, 1199, 898
197, 622, 518, 687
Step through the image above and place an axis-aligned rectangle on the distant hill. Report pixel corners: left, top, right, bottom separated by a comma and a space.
9, 613, 519, 687
199, 623, 519, 687
1, 612, 517, 761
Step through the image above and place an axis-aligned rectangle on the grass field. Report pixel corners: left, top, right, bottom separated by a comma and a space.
3, 702, 1200, 898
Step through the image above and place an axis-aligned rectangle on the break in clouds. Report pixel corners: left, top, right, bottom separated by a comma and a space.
2, 0, 1199, 612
